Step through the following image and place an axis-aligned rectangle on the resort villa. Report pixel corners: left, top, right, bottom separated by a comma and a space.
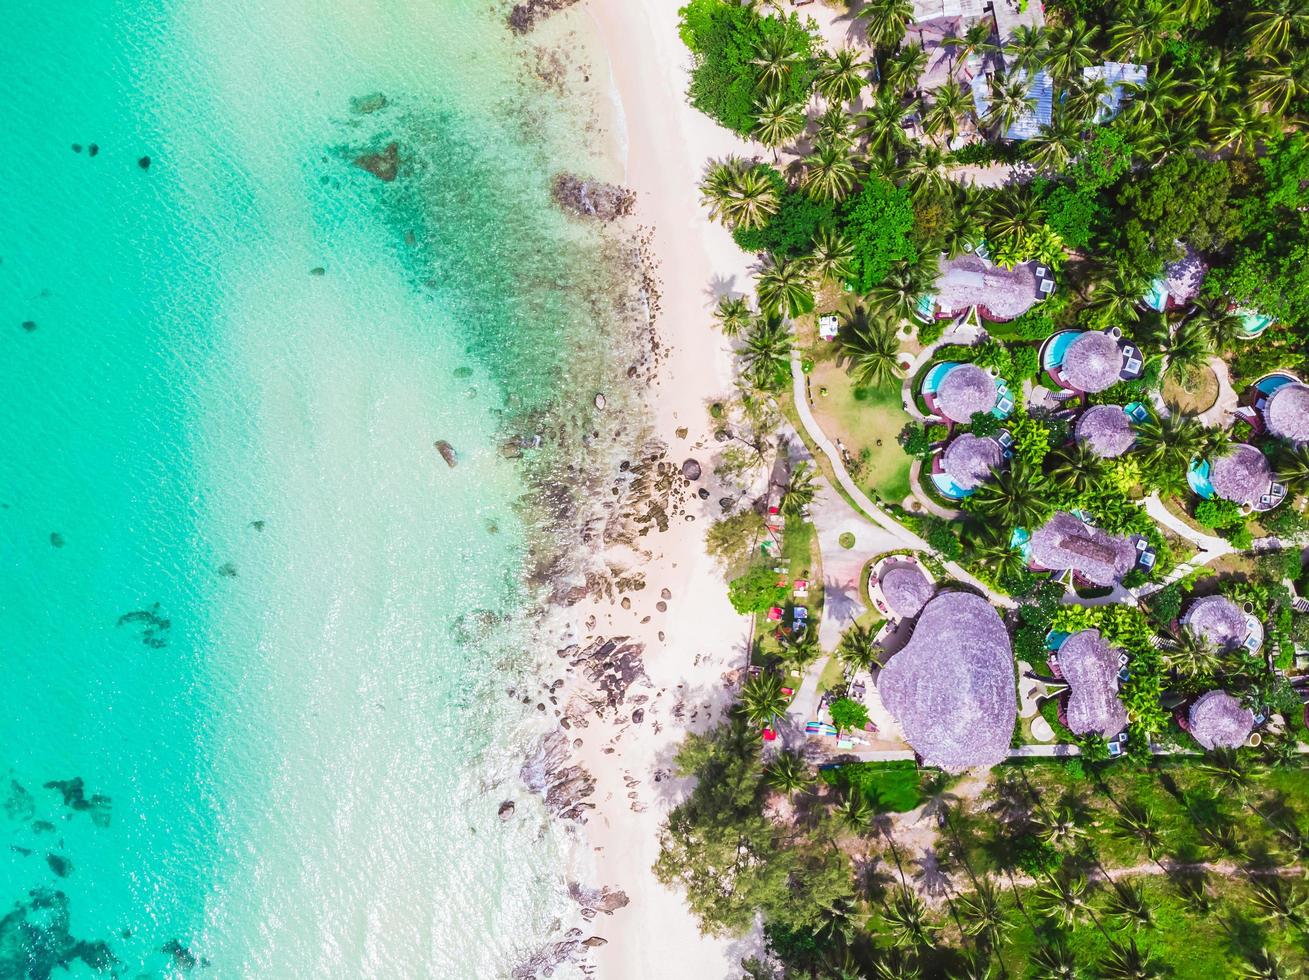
877, 592, 1017, 771
917, 251, 1054, 323
931, 431, 1010, 500
1247, 373, 1309, 446
1141, 250, 1206, 313
867, 554, 937, 621
1048, 629, 1128, 740
1023, 510, 1141, 588
1181, 594, 1264, 655
1185, 690, 1257, 750
1041, 328, 1144, 395
920, 361, 1015, 425
1189, 443, 1286, 513
1073, 403, 1141, 459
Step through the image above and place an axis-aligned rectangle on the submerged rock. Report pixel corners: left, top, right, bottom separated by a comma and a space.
45, 854, 72, 878
5, 780, 34, 821
352, 142, 399, 182
49, 532, 65, 548
349, 92, 388, 115
508, 0, 581, 33
498, 800, 516, 822
0, 888, 118, 978
434, 440, 458, 468
550, 174, 634, 222
309, 266, 325, 276
594, 392, 606, 410
21, 321, 36, 332
42, 777, 112, 827
115, 603, 170, 649
138, 155, 151, 170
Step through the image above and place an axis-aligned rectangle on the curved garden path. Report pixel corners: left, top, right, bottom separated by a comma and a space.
905, 458, 964, 519
1196, 355, 1240, 428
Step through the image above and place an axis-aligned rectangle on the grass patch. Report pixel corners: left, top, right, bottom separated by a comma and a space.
816, 655, 845, 694
839, 531, 856, 549
1163, 364, 1218, 414
819, 760, 922, 812
808, 360, 913, 503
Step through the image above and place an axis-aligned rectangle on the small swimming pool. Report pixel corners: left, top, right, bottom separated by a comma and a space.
1238, 308, 1273, 337
922, 360, 960, 395
1256, 372, 1297, 396
1142, 279, 1169, 312
1188, 458, 1216, 499
931, 471, 974, 500
1010, 526, 1033, 560
1041, 329, 1079, 371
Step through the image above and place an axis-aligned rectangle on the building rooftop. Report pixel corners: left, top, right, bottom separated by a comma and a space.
1075, 405, 1135, 458
1209, 444, 1275, 509
1082, 62, 1148, 121
1029, 511, 1137, 587
1061, 331, 1126, 393
1188, 690, 1254, 751
1181, 595, 1247, 652
879, 563, 937, 620
1264, 381, 1309, 446
878, 592, 1017, 771
1056, 629, 1128, 739
971, 68, 1054, 140
935, 253, 1039, 322
933, 363, 999, 423
941, 433, 1004, 491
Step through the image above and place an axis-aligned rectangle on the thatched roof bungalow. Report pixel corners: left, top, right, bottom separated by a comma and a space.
1263, 380, 1309, 446
1181, 595, 1247, 652
878, 592, 1016, 771
925, 362, 999, 424
879, 563, 936, 620
933, 254, 1040, 322
1142, 249, 1206, 312
1074, 405, 1135, 458
1029, 511, 1137, 587
1188, 690, 1254, 750
934, 433, 1005, 499
1053, 630, 1127, 738
1207, 444, 1278, 511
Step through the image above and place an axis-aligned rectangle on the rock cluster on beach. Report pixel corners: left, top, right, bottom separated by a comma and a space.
551, 174, 634, 222
507, 0, 580, 33
519, 730, 595, 823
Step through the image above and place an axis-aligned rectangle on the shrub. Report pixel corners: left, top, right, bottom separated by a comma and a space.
1009, 345, 1040, 380
839, 179, 917, 293
728, 565, 786, 613
1005, 308, 1059, 341
917, 319, 945, 345
829, 697, 870, 733
969, 411, 1002, 437
733, 182, 836, 259
1193, 498, 1246, 529
898, 422, 946, 460
925, 519, 963, 560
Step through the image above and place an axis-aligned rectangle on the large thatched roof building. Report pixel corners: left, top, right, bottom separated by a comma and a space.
934, 254, 1039, 322
940, 434, 1004, 492
1054, 630, 1127, 739
878, 592, 1016, 771
1263, 381, 1309, 446
1208, 444, 1276, 510
1181, 595, 1247, 652
879, 562, 936, 620
1075, 405, 1135, 458
1188, 690, 1254, 750
1029, 511, 1137, 587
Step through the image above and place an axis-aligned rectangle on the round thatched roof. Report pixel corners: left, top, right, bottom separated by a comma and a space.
879, 563, 936, 620
1056, 630, 1127, 739
1074, 405, 1135, 458
934, 363, 998, 424
877, 592, 1016, 771
1028, 511, 1137, 586
1181, 594, 1246, 652
1060, 331, 1123, 393
1209, 444, 1273, 508
1265, 382, 1309, 446
941, 434, 1004, 491
1188, 690, 1254, 750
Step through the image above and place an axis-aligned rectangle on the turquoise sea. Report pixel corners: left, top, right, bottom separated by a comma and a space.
1, 1, 635, 976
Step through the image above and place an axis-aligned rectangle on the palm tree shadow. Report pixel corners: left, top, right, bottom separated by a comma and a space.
705, 273, 741, 306
822, 577, 863, 627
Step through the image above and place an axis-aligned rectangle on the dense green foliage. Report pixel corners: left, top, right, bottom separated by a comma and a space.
728, 564, 786, 614
839, 180, 918, 293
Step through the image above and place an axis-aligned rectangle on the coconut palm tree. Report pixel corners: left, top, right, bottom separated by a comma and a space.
1248, 57, 1306, 114
1138, 120, 1203, 161
750, 26, 804, 94
1246, 0, 1309, 58
713, 295, 753, 338
1212, 103, 1275, 155
764, 750, 812, 796
1084, 267, 1148, 328
967, 460, 1055, 530
740, 314, 792, 389
1111, 801, 1171, 870
1049, 442, 1107, 498
987, 72, 1037, 137
959, 878, 1013, 949
701, 161, 779, 231
802, 141, 858, 202
756, 256, 814, 318
815, 47, 870, 105
739, 672, 790, 728
1005, 24, 1048, 74
1030, 936, 1080, 980
840, 314, 901, 389
1029, 111, 1084, 171
858, 90, 916, 158
901, 143, 950, 201
811, 228, 855, 285
781, 461, 817, 518
1107, 7, 1167, 61
1189, 298, 1245, 353
1035, 873, 1095, 931
1134, 412, 1223, 489
754, 91, 807, 155
1249, 879, 1308, 929
922, 78, 973, 144
885, 43, 928, 98
1162, 626, 1220, 682
985, 186, 1046, 245
971, 535, 1028, 584
858, 0, 915, 51
782, 630, 822, 670
869, 254, 938, 321
835, 790, 874, 834
883, 888, 936, 948
1122, 67, 1183, 127
1065, 75, 1114, 124
1142, 316, 1213, 385
838, 621, 879, 672
1275, 443, 1309, 498
1181, 56, 1240, 124
1099, 939, 1163, 980
1046, 22, 1098, 82
1103, 880, 1154, 932
1238, 947, 1300, 980
815, 893, 860, 946
815, 102, 857, 148
1036, 803, 1089, 850
944, 22, 997, 70
872, 949, 922, 980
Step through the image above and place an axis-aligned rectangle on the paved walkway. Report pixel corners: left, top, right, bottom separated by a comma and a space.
1143, 492, 1231, 555
810, 481, 903, 650
905, 458, 964, 519
790, 352, 1017, 608
899, 316, 985, 423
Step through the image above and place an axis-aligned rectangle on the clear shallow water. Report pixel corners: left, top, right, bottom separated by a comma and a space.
1, 2, 632, 976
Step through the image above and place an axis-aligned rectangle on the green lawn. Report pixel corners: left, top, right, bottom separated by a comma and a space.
807, 360, 913, 503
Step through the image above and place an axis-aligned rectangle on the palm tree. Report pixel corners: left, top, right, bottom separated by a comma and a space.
1249, 878, 1308, 929
764, 750, 811, 796
1065, 75, 1114, 124
1030, 936, 1080, 980
1137, 120, 1203, 161
1103, 880, 1154, 931
1142, 316, 1213, 386
815, 102, 857, 148
1181, 57, 1240, 124
756, 257, 814, 318
1238, 947, 1301, 980
1107, 7, 1166, 61
754, 91, 807, 155
987, 72, 1037, 137
1048, 442, 1107, 497
840, 315, 901, 389
872, 949, 922, 980
811, 228, 855, 284
1005, 24, 1048, 74
944, 22, 996, 70
959, 878, 1013, 949
701, 161, 778, 231
1045, 22, 1098, 82
750, 26, 803, 94
838, 621, 879, 672
815, 47, 869, 105
985, 186, 1046, 245
1111, 801, 1171, 870
1029, 111, 1083, 171
966, 460, 1054, 530
1189, 298, 1245, 353
885, 43, 928, 98
1122, 67, 1182, 128
1211, 105, 1274, 155
1099, 939, 1163, 980
1035, 873, 1094, 931
858, 90, 916, 157
1133, 411, 1218, 480
1036, 803, 1088, 851
901, 144, 949, 201
869, 254, 938, 321
739, 672, 790, 728
1246, 0, 1309, 58
1275, 443, 1309, 497
802, 141, 857, 202
922, 78, 972, 144
883, 887, 936, 948
859, 0, 914, 51
713, 295, 753, 338
835, 791, 873, 834
971, 535, 1028, 583
1162, 626, 1220, 682
781, 461, 816, 518
1085, 267, 1148, 328
740, 314, 792, 389
1248, 57, 1306, 114
782, 630, 822, 670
